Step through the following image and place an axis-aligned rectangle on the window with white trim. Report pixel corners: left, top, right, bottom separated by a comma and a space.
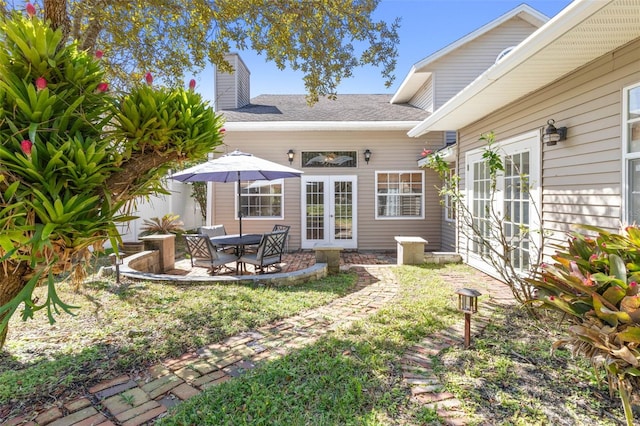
375, 171, 424, 219
624, 83, 640, 224
239, 179, 283, 219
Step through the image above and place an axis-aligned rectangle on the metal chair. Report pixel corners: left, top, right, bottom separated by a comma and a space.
272, 224, 291, 252
184, 234, 238, 274
238, 231, 287, 274
198, 225, 229, 251
272, 224, 290, 233
199, 225, 227, 238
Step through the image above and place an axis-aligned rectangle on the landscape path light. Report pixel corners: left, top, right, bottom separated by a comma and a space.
456, 287, 482, 348
109, 253, 123, 284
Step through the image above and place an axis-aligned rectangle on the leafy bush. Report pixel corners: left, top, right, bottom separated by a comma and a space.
0, 7, 223, 347
139, 214, 185, 237
528, 225, 640, 425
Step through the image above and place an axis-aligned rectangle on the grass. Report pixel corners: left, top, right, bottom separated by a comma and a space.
0, 271, 357, 413
2, 262, 635, 424
159, 264, 464, 424
433, 305, 631, 426
160, 263, 634, 425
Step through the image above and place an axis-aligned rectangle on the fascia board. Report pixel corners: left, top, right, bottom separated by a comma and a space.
224, 121, 424, 132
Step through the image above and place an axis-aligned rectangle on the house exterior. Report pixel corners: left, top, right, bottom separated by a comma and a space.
212, 5, 546, 251
410, 0, 640, 275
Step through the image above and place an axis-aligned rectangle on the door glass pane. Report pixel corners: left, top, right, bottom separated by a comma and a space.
630, 160, 640, 224
334, 181, 353, 240
472, 161, 491, 256
629, 86, 640, 120
306, 182, 324, 240
629, 122, 640, 153
504, 152, 530, 271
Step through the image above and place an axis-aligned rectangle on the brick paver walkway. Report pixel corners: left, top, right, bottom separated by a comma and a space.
5, 257, 513, 426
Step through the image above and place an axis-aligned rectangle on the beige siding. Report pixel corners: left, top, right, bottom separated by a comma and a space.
409, 75, 434, 112
441, 220, 456, 252
215, 54, 251, 110
456, 36, 640, 249
213, 131, 444, 251
431, 17, 539, 110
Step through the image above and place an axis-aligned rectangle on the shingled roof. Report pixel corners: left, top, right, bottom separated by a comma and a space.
220, 94, 429, 123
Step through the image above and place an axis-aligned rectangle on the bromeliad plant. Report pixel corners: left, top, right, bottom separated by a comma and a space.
528, 225, 640, 425
0, 8, 224, 348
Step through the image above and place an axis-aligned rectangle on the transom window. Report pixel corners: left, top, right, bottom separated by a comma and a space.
302, 151, 357, 167
624, 83, 640, 224
239, 179, 283, 219
375, 171, 424, 219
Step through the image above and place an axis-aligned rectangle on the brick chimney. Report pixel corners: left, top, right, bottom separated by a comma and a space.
214, 53, 250, 110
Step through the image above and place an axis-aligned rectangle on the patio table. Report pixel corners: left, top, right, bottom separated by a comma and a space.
210, 233, 262, 251
210, 233, 263, 273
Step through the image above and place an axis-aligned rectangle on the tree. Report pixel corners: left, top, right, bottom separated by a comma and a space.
424, 133, 545, 306
0, 9, 224, 348
8, 0, 400, 102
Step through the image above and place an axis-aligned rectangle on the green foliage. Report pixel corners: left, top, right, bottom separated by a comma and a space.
0, 10, 223, 345
423, 132, 541, 305
528, 225, 640, 425
138, 214, 185, 237
18, 0, 400, 103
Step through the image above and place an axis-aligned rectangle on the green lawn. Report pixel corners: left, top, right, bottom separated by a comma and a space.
1, 263, 631, 425
0, 272, 357, 412
160, 264, 462, 425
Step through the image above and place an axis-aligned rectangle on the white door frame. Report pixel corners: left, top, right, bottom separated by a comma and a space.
301, 175, 358, 249
463, 131, 541, 275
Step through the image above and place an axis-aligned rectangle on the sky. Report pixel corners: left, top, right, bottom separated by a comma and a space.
193, 0, 574, 103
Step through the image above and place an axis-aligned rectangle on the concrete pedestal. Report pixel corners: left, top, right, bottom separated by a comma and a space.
313, 243, 344, 274
394, 236, 428, 265
140, 234, 175, 272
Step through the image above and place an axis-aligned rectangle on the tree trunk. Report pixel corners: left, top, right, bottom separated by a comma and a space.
44, 0, 70, 40
0, 261, 29, 349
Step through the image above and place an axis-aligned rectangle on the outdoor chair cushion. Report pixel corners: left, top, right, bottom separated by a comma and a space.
199, 225, 227, 238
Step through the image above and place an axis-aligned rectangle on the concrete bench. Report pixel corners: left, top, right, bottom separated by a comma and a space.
313, 243, 344, 274
394, 236, 428, 265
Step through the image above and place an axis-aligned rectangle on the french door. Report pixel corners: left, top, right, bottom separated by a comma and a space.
301, 175, 357, 249
464, 131, 540, 274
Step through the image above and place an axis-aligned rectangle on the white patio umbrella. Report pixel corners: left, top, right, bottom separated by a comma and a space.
170, 150, 303, 236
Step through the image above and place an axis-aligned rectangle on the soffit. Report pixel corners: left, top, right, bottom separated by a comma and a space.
409, 0, 640, 136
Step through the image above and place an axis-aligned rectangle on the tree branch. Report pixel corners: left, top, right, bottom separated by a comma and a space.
105, 150, 182, 203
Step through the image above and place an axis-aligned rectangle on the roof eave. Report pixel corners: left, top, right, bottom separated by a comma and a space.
224, 121, 425, 132
408, 0, 620, 137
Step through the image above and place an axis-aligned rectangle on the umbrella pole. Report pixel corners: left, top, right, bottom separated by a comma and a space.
237, 173, 242, 237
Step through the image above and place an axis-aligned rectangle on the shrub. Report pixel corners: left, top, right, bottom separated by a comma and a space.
138, 214, 185, 237
528, 225, 640, 425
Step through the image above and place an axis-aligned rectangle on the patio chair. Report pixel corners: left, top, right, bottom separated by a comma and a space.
199, 224, 227, 238
238, 230, 288, 274
199, 224, 238, 253
184, 234, 238, 275
272, 224, 290, 251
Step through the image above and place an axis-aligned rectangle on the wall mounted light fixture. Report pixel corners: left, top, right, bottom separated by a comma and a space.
364, 149, 372, 164
542, 119, 567, 146
287, 149, 295, 164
